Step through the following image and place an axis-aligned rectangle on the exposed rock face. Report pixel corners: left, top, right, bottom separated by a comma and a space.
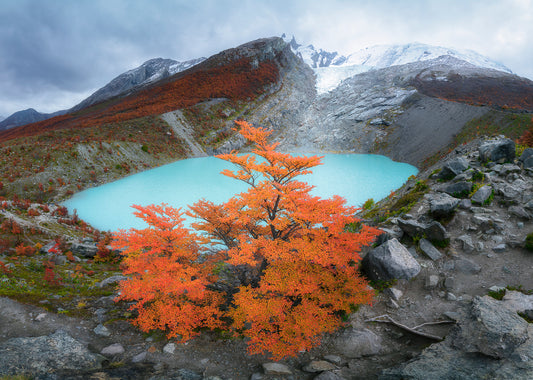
333, 328, 382, 358
427, 192, 460, 218
438, 156, 470, 180
0, 330, 103, 376
397, 218, 449, 243
362, 238, 421, 282
479, 138, 516, 163
471, 185, 493, 204
380, 297, 533, 379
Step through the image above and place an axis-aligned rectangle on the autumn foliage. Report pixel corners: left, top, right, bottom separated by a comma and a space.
113, 121, 380, 359
518, 117, 533, 147
413, 73, 533, 111
0, 58, 278, 143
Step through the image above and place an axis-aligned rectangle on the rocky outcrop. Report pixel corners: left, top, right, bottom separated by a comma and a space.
479, 138, 516, 163
362, 238, 421, 282
0, 330, 103, 377
380, 296, 533, 379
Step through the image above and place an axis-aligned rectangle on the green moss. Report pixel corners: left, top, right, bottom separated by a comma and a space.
362, 198, 375, 210
488, 288, 506, 300
368, 278, 397, 293
518, 312, 533, 323
525, 232, 533, 252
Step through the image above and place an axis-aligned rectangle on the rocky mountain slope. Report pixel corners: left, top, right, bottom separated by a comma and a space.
70, 57, 206, 112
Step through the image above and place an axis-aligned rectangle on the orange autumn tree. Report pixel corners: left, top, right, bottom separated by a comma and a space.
114, 120, 380, 359
113, 204, 225, 341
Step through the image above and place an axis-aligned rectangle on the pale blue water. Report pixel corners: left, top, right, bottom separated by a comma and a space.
62, 154, 417, 231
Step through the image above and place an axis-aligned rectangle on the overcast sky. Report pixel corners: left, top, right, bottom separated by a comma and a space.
1, 0, 532, 118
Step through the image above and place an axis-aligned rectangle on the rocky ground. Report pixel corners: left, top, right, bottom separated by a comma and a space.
0, 136, 532, 379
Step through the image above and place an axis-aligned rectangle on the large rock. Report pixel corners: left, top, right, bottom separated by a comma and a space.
0, 330, 103, 376
438, 156, 470, 180
518, 147, 533, 163
397, 218, 449, 243
427, 192, 460, 217
380, 296, 533, 379
334, 328, 382, 358
523, 155, 533, 170
70, 241, 98, 258
479, 138, 515, 163
442, 181, 473, 197
424, 221, 449, 242
471, 185, 493, 205
262, 362, 292, 375
454, 296, 529, 358
419, 238, 443, 260
362, 238, 421, 282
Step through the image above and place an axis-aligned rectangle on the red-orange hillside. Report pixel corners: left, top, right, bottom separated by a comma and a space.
0, 58, 279, 143
414, 74, 533, 111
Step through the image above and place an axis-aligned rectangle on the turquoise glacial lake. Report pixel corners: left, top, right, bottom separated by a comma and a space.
62, 154, 417, 231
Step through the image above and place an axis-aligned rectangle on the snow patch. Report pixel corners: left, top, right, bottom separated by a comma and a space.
314, 65, 373, 94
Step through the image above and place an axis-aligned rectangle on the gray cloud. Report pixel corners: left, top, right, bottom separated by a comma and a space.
0, 0, 531, 116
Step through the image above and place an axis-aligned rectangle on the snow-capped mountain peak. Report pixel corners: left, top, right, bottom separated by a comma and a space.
282, 34, 346, 68
341, 42, 511, 73
282, 36, 512, 94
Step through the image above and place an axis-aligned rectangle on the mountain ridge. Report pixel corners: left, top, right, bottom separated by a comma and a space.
2, 35, 518, 131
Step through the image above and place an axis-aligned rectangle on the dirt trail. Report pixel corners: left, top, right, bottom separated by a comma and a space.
161, 110, 207, 157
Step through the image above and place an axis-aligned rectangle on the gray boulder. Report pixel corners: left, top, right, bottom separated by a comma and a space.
471, 185, 493, 205
70, 241, 98, 258
454, 258, 481, 274
334, 328, 382, 358
397, 218, 449, 243
362, 238, 421, 282
424, 221, 449, 242
479, 138, 515, 163
443, 181, 473, 197
523, 156, 533, 170
428, 193, 460, 218
0, 330, 103, 376
509, 205, 531, 220
518, 147, 533, 163
456, 234, 475, 254
380, 296, 533, 380
263, 362, 292, 375
438, 156, 470, 180
419, 238, 443, 260
375, 226, 404, 246
397, 218, 426, 237
455, 296, 529, 358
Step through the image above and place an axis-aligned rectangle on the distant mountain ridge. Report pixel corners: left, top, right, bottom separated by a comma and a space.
0, 56, 206, 131
0, 108, 67, 131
